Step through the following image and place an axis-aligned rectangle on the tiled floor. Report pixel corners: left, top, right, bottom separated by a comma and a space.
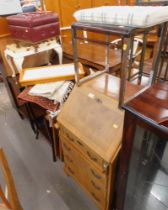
0, 83, 98, 210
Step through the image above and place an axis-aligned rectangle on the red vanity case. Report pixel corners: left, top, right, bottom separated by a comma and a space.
7, 12, 60, 43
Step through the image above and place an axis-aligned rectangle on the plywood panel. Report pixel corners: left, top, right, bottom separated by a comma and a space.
44, 0, 60, 12
60, 0, 92, 27
43, 0, 62, 25
0, 18, 10, 37
78, 0, 92, 9
92, 0, 116, 6
60, 0, 77, 27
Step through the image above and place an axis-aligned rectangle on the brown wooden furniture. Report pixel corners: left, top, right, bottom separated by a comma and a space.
142, 58, 168, 81
116, 81, 168, 210
57, 73, 143, 210
43, 0, 130, 42
92, 0, 117, 6
0, 18, 10, 38
43, 0, 130, 25
63, 42, 121, 73
19, 63, 85, 86
0, 148, 23, 210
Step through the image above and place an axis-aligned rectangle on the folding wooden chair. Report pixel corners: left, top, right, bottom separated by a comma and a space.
0, 148, 23, 210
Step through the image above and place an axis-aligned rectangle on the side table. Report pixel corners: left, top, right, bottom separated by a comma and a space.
4, 38, 63, 77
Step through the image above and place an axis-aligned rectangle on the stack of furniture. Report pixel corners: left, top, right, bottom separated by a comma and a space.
3, 12, 63, 161
57, 73, 141, 210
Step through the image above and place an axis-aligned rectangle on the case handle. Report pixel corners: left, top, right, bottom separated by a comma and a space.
91, 180, 101, 191
87, 151, 97, 162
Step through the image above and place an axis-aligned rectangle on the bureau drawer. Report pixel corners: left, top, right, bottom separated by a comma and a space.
62, 138, 107, 209
61, 137, 107, 188
60, 126, 108, 172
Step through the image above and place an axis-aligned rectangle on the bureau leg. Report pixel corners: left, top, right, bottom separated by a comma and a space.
13, 57, 24, 73
4, 54, 17, 78
53, 46, 63, 64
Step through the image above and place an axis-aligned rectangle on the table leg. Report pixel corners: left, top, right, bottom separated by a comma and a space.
53, 46, 63, 64
4, 54, 16, 78
13, 57, 24, 73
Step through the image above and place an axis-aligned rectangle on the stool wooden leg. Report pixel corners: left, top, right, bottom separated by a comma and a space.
44, 118, 57, 162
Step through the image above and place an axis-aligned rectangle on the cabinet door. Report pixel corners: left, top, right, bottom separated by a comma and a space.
0, 18, 10, 37
60, 0, 77, 27
92, 0, 130, 6
44, 0, 60, 13
60, 0, 92, 27
78, 0, 92, 10
92, 0, 116, 6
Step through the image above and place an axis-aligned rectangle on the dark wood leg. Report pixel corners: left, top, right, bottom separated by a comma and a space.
26, 103, 39, 139
115, 111, 136, 210
44, 117, 57, 162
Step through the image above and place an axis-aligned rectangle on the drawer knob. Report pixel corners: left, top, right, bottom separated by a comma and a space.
91, 180, 101, 191
76, 140, 84, 147
91, 192, 100, 202
103, 162, 109, 171
65, 155, 73, 163
87, 151, 97, 162
67, 166, 75, 175
65, 132, 74, 142
90, 169, 102, 180
63, 143, 71, 152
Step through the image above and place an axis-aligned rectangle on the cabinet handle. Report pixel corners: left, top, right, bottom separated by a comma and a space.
65, 155, 73, 163
91, 192, 100, 202
65, 133, 74, 142
63, 143, 71, 152
67, 166, 75, 175
90, 169, 102, 180
91, 180, 101, 191
87, 151, 97, 162
76, 140, 84, 147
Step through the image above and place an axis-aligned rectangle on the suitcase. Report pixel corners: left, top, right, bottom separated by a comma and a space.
7, 12, 60, 43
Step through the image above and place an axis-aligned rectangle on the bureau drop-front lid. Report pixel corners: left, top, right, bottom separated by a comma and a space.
58, 77, 124, 163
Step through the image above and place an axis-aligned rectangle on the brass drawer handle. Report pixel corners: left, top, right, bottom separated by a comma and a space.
76, 140, 84, 147
91, 180, 101, 191
65, 155, 73, 163
90, 169, 102, 180
63, 143, 71, 152
65, 132, 74, 142
87, 151, 97, 162
67, 166, 75, 175
91, 192, 100, 202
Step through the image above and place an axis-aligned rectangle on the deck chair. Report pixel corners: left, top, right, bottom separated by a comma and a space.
0, 148, 23, 210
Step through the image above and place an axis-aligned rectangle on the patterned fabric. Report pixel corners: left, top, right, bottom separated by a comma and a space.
18, 87, 60, 112
61, 81, 75, 105
74, 6, 168, 28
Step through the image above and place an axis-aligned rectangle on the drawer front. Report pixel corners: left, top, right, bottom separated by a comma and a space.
60, 126, 108, 172
61, 138, 107, 188
61, 138, 107, 209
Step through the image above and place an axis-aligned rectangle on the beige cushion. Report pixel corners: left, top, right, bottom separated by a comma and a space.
74, 6, 168, 28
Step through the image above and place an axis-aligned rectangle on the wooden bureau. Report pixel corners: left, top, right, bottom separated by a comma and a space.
57, 74, 142, 210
